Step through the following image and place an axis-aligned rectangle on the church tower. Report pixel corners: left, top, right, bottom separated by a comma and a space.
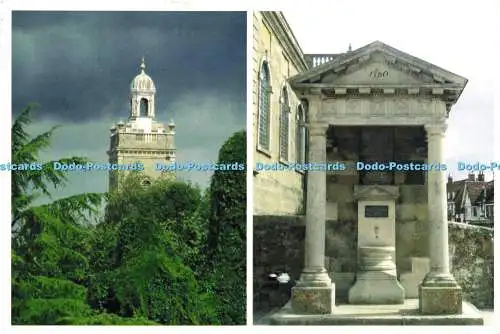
107, 57, 176, 191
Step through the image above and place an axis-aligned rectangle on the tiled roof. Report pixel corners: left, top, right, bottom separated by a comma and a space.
467, 182, 487, 204
447, 177, 492, 208
486, 183, 494, 202
447, 179, 466, 207
477, 180, 494, 204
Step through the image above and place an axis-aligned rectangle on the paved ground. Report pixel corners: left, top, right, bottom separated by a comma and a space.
254, 306, 496, 326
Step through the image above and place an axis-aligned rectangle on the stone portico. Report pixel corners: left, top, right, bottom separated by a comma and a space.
270, 41, 483, 325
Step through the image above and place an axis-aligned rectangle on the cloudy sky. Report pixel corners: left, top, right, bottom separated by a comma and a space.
12, 11, 246, 201
284, 0, 497, 181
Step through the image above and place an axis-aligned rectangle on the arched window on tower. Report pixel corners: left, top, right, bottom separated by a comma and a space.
258, 62, 271, 151
296, 104, 307, 164
140, 98, 149, 117
279, 87, 290, 162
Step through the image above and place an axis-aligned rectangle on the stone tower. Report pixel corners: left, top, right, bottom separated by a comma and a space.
107, 57, 176, 191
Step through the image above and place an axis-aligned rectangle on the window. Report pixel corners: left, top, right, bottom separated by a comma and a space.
140, 98, 148, 117
279, 87, 290, 161
258, 62, 271, 151
296, 104, 306, 164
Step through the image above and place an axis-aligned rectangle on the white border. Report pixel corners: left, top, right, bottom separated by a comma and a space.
2, 0, 500, 333
493, 0, 499, 329
0, 2, 12, 332
245, 9, 253, 326
2, 2, 253, 333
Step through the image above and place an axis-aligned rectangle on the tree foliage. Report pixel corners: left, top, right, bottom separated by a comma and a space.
11, 106, 105, 325
89, 173, 219, 324
11, 105, 102, 229
205, 130, 246, 324
11, 106, 246, 325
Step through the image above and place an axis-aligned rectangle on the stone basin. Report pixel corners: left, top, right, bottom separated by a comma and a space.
359, 246, 395, 252
349, 245, 405, 304
358, 246, 395, 271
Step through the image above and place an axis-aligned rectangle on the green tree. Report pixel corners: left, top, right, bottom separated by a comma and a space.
11, 105, 245, 325
204, 130, 246, 324
11, 108, 162, 325
12, 105, 103, 230
88, 173, 219, 324
11, 105, 106, 324
103, 173, 204, 267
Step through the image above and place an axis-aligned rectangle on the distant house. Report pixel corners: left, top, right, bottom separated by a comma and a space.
475, 179, 494, 223
447, 172, 494, 225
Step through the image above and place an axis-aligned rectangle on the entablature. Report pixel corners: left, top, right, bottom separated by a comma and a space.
307, 96, 447, 126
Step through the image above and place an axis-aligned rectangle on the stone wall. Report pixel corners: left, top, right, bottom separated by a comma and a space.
253, 215, 494, 314
253, 215, 357, 313
253, 215, 305, 313
449, 222, 494, 309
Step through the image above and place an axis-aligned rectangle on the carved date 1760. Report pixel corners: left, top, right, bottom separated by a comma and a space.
369, 68, 389, 78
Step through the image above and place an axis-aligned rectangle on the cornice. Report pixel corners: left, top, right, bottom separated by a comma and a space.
296, 86, 460, 108
108, 148, 176, 154
289, 41, 468, 87
261, 11, 308, 72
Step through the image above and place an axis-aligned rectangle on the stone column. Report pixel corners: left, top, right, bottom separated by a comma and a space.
419, 122, 462, 314
291, 122, 335, 314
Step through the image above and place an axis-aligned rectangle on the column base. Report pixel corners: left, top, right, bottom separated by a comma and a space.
419, 274, 463, 315
348, 271, 405, 304
291, 284, 336, 314
295, 269, 332, 287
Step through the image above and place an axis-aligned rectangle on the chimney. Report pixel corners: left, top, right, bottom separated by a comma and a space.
467, 173, 475, 181
448, 175, 453, 184
478, 172, 485, 182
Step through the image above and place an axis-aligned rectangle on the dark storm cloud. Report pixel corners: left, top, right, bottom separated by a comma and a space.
12, 11, 246, 122
12, 11, 246, 193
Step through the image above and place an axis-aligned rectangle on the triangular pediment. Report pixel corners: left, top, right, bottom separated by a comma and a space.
354, 185, 399, 201
291, 41, 467, 88
320, 52, 430, 85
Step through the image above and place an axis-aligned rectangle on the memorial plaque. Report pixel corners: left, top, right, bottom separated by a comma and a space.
365, 205, 389, 218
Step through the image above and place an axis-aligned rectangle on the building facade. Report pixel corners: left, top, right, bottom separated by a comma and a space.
252, 12, 358, 216
252, 11, 309, 215
107, 58, 176, 191
447, 172, 494, 225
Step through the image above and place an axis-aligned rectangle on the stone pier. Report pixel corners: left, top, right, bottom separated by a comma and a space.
291, 123, 335, 314
418, 122, 462, 314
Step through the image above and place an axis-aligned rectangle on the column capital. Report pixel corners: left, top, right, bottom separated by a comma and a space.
308, 123, 329, 137
424, 122, 447, 136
